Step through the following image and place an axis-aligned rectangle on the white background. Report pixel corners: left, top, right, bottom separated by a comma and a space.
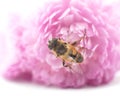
0, 0, 120, 96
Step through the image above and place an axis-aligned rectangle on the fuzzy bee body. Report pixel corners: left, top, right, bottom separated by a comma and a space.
48, 38, 84, 67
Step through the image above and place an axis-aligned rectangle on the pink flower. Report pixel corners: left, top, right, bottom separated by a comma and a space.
4, 0, 120, 88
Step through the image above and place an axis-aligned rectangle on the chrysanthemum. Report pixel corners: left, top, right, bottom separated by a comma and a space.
4, 0, 120, 88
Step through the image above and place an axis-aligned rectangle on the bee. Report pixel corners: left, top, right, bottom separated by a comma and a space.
48, 37, 85, 68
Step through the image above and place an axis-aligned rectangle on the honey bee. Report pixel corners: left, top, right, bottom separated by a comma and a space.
48, 37, 85, 68
48, 30, 86, 68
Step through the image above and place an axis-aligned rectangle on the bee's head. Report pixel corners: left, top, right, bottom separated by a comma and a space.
48, 38, 59, 50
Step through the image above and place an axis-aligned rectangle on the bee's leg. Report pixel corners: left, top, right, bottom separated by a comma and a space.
63, 60, 68, 67
71, 37, 84, 46
63, 60, 69, 67
71, 36, 85, 46
62, 60, 65, 66
63, 60, 72, 69
57, 54, 60, 57
71, 29, 86, 46
71, 41, 77, 46
78, 47, 85, 51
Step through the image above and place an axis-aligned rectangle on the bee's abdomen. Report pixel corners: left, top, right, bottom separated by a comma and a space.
68, 49, 77, 58
68, 49, 83, 63
75, 53, 84, 63
69, 53, 76, 59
